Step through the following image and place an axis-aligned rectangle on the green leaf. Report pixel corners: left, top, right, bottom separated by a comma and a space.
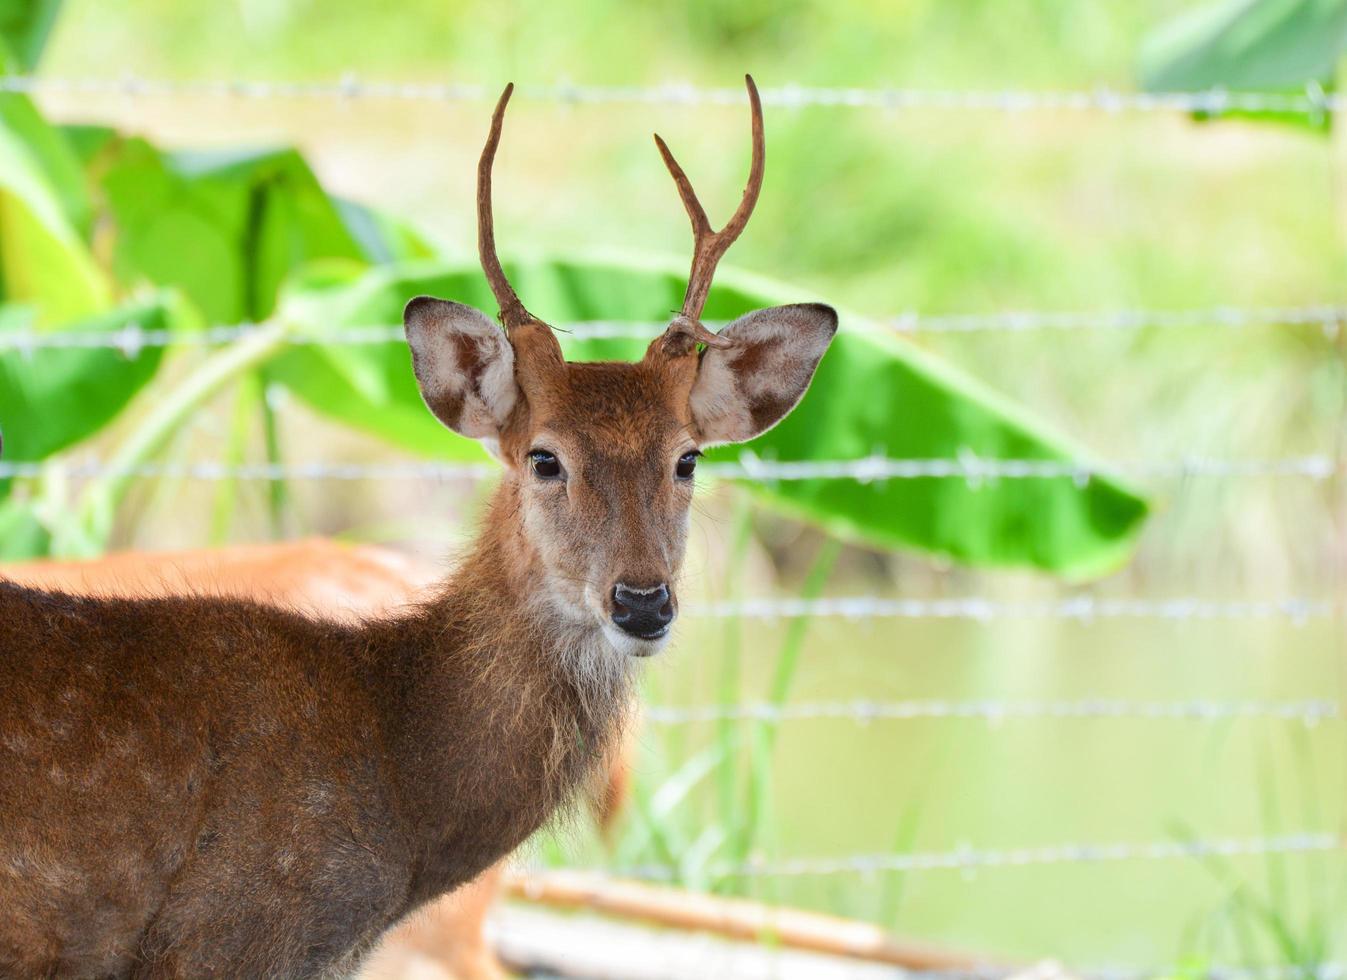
1139, 0, 1347, 130
0, 293, 187, 464
271, 255, 1148, 575
0, 46, 106, 321
0, 496, 48, 558
0, 0, 62, 72
83, 140, 432, 323
331, 197, 439, 266
731, 316, 1148, 577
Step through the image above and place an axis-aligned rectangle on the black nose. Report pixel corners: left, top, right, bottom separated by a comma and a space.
611, 582, 675, 639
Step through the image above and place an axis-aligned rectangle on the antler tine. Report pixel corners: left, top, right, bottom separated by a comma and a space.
653, 74, 765, 323
478, 83, 535, 331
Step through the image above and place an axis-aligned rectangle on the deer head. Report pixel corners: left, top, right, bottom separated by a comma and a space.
405, 76, 836, 658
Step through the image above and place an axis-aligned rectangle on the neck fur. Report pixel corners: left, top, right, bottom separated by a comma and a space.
366, 479, 636, 905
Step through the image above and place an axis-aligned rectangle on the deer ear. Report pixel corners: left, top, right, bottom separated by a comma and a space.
688, 303, 836, 447
404, 297, 520, 443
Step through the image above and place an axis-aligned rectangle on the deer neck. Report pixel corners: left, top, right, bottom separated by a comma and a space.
374, 478, 634, 901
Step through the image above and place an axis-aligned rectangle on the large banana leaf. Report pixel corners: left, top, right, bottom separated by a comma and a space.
66, 131, 434, 322
269, 257, 1148, 576
93, 140, 359, 321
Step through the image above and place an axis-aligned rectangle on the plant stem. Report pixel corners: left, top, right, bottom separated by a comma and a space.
71, 321, 293, 550
741, 535, 841, 903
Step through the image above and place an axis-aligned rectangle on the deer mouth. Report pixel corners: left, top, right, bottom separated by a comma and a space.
628, 624, 671, 643
601, 621, 672, 658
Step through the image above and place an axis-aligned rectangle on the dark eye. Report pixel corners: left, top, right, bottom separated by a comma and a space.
529, 450, 563, 480
675, 451, 700, 480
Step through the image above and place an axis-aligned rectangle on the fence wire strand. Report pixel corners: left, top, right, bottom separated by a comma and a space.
2, 74, 1343, 117
694, 595, 1337, 623
641, 699, 1340, 726
609, 832, 1342, 880
1, 304, 1342, 357
0, 455, 1338, 484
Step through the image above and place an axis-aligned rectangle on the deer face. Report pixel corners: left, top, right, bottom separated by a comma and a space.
404, 74, 834, 655
405, 300, 836, 656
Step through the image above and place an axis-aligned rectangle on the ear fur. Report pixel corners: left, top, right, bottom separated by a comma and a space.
404, 297, 520, 442
689, 303, 836, 446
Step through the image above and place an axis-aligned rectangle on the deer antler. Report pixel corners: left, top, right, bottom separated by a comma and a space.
654, 74, 765, 326
478, 83, 536, 331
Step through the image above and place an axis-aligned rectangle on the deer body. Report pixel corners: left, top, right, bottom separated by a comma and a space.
0, 76, 835, 977
0, 485, 630, 977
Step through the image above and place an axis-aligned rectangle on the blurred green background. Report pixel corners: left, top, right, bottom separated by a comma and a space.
0, 0, 1345, 973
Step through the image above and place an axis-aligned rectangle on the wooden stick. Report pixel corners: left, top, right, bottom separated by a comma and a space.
503, 869, 995, 971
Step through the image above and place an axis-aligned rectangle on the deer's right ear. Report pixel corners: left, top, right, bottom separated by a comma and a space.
404, 297, 520, 443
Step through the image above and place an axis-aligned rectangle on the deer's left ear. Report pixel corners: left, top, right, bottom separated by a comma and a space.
689, 303, 837, 447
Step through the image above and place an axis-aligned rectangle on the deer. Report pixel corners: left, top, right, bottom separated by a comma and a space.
2, 538, 636, 980
0, 73, 836, 978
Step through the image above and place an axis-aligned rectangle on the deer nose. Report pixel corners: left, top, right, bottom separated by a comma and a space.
611, 582, 675, 639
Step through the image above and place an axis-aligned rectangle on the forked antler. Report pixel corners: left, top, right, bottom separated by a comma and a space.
478, 83, 536, 331
654, 74, 765, 336
479, 77, 764, 352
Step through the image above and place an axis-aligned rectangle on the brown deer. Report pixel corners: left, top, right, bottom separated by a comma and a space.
2, 538, 636, 980
0, 74, 835, 978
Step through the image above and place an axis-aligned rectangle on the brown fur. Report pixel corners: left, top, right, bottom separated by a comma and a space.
0, 353, 707, 979
0, 506, 626, 977
1, 539, 642, 980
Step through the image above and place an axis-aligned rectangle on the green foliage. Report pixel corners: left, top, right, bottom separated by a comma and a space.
0, 0, 62, 70
270, 257, 1148, 575
0, 296, 185, 462
0, 8, 1147, 573
70, 131, 429, 321
0, 66, 104, 322
1140, 0, 1347, 128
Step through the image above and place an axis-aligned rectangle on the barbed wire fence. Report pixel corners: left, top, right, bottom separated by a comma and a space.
6, 71, 1347, 977
2, 73, 1342, 117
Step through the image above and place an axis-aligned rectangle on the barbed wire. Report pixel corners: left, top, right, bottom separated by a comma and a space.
0, 454, 1339, 484
889, 303, 1347, 336
715, 453, 1340, 482
641, 699, 1340, 726
610, 832, 1341, 881
2, 304, 1342, 358
903, 967, 1347, 980
1, 73, 1341, 117
690, 595, 1337, 623
922, 968, 1347, 980
0, 321, 652, 356
663, 965, 1347, 980
0, 459, 494, 482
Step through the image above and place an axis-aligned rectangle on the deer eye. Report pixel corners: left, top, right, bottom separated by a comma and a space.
675, 451, 700, 481
528, 450, 563, 480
